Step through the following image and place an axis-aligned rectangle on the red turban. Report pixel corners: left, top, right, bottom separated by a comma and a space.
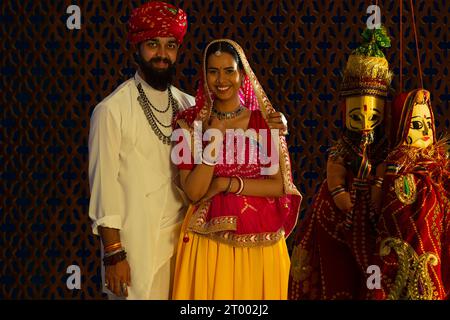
127, 1, 187, 45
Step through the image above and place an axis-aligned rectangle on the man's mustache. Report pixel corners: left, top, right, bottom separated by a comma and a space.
149, 57, 172, 65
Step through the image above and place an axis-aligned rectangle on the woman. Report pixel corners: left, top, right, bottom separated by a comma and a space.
372, 89, 450, 300
171, 39, 301, 300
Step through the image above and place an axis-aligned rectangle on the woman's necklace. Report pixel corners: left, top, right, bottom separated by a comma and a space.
211, 105, 245, 120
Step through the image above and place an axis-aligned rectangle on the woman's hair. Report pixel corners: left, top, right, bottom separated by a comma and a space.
205, 41, 244, 70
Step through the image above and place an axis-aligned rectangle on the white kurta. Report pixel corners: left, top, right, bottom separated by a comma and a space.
88, 72, 194, 299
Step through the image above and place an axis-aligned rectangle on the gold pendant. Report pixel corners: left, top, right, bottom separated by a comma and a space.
394, 173, 417, 205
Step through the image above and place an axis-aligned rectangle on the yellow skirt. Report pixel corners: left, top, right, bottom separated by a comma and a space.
172, 205, 290, 300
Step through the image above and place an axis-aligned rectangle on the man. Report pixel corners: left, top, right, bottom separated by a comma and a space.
88, 1, 288, 300
89, 1, 193, 300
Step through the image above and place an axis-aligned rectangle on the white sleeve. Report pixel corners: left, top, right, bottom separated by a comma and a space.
88, 103, 124, 235
171, 87, 195, 111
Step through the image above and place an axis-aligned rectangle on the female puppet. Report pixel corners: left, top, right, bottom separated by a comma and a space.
289, 27, 393, 299
372, 89, 450, 300
171, 39, 302, 300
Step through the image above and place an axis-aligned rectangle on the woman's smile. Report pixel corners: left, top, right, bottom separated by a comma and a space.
215, 85, 231, 93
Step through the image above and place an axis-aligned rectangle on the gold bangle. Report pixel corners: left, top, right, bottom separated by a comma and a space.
235, 176, 244, 195
104, 242, 122, 253
104, 248, 124, 258
373, 177, 384, 188
224, 177, 233, 194
330, 185, 346, 198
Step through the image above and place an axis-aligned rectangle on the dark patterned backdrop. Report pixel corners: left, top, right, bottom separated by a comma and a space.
1, 0, 448, 299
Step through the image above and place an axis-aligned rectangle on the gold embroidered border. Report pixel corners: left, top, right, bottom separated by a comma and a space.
186, 200, 285, 247
207, 228, 284, 248
379, 237, 439, 300
189, 214, 237, 234
187, 200, 214, 232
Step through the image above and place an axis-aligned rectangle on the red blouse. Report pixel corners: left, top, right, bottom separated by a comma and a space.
175, 110, 295, 239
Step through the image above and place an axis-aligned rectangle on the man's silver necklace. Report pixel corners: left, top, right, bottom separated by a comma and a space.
135, 81, 179, 145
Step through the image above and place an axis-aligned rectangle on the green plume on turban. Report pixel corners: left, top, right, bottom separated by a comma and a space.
353, 26, 391, 58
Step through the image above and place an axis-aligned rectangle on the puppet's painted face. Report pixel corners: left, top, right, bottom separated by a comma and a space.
404, 102, 433, 149
345, 95, 384, 131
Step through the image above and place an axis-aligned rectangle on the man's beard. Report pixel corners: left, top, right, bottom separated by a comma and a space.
137, 54, 176, 91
